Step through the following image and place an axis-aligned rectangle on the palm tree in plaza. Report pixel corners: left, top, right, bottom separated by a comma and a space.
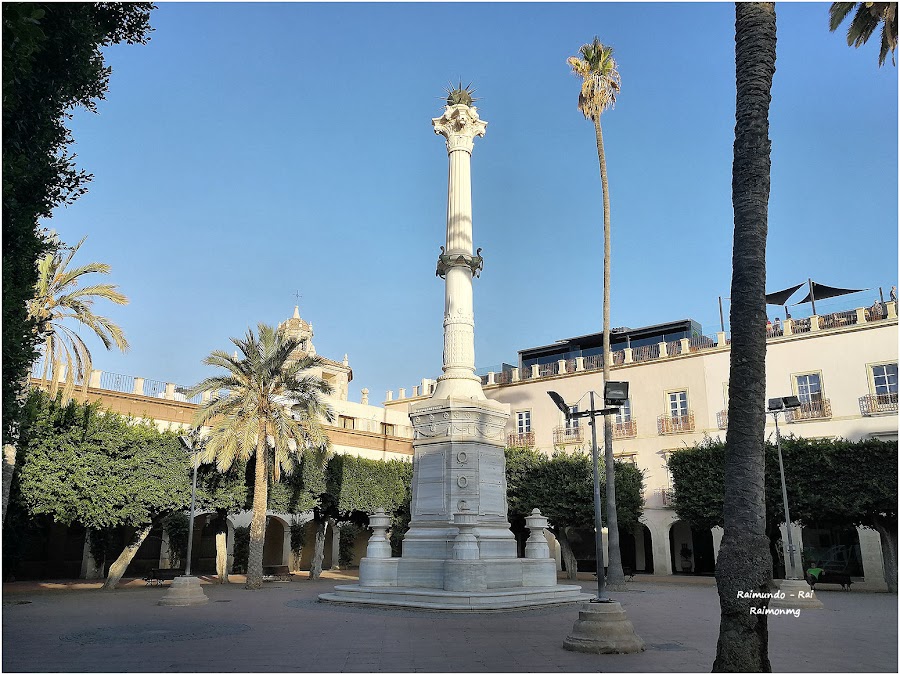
27, 236, 129, 399
190, 323, 333, 590
713, 3, 777, 672
567, 36, 627, 590
829, 2, 898, 66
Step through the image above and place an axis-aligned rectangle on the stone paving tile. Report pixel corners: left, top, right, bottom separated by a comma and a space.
3, 574, 897, 672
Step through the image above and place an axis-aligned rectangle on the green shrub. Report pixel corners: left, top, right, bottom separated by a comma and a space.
232, 525, 250, 573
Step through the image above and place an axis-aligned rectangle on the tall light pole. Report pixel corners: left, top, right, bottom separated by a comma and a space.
765, 396, 801, 578
179, 435, 200, 577
158, 435, 208, 606
549, 381, 629, 602
765, 396, 824, 611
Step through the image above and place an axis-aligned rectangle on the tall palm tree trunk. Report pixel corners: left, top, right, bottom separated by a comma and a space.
594, 116, 626, 590
713, 4, 776, 672
246, 431, 268, 590
102, 523, 153, 590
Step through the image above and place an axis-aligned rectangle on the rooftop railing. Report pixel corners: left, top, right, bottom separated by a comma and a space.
389, 300, 897, 403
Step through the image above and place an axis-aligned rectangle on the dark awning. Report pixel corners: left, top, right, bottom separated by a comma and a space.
797, 282, 868, 304
765, 283, 804, 306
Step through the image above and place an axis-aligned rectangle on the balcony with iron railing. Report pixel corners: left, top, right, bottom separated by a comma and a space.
553, 425, 584, 445
858, 392, 898, 416
656, 487, 674, 507
507, 431, 535, 448
716, 410, 728, 430
785, 398, 832, 423
613, 419, 638, 439
657, 411, 695, 435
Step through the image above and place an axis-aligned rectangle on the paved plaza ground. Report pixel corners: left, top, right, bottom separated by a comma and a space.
2, 571, 897, 673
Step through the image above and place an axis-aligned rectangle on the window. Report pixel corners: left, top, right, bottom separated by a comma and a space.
794, 373, 823, 404
872, 363, 898, 397
339, 415, 355, 430
668, 391, 688, 418
615, 399, 632, 424
381, 423, 395, 436
566, 405, 580, 430
516, 411, 531, 434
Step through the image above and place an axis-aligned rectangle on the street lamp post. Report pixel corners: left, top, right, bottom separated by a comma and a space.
549, 381, 629, 603
179, 435, 200, 577
554, 381, 644, 654
766, 396, 801, 578
157, 435, 209, 606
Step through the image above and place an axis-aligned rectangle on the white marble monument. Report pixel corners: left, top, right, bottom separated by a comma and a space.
320, 93, 588, 610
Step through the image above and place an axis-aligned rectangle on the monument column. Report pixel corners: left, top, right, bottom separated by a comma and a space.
431, 103, 487, 401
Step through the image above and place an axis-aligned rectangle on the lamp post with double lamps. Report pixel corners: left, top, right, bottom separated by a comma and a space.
766, 396, 823, 610
550, 382, 644, 654
158, 435, 208, 606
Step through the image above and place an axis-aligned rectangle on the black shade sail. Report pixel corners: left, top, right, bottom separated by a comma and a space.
798, 281, 868, 304
765, 283, 804, 306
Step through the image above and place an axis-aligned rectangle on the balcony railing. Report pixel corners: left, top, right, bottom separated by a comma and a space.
658, 411, 695, 435
613, 419, 638, 439
657, 488, 674, 507
785, 398, 832, 422
716, 410, 728, 430
859, 392, 898, 416
553, 425, 584, 445
507, 432, 535, 448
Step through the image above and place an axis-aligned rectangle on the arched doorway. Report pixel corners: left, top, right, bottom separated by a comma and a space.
669, 520, 715, 575
263, 517, 286, 566
619, 523, 653, 574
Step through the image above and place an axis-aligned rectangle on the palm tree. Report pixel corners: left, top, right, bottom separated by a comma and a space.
713, 4, 776, 672
190, 323, 333, 590
567, 37, 627, 591
27, 236, 129, 399
829, 2, 898, 66
4, 236, 128, 524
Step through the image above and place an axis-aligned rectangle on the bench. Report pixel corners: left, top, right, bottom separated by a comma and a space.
806, 571, 852, 591
143, 568, 185, 586
263, 565, 291, 580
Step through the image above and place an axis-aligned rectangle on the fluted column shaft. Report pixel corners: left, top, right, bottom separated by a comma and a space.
431, 104, 487, 400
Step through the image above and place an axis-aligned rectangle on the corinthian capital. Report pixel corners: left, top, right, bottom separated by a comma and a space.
432, 104, 488, 154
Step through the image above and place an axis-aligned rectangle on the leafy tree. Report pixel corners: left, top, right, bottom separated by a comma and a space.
190, 323, 333, 589
2, 2, 153, 486
14, 389, 190, 590
713, 4, 778, 672
829, 2, 898, 66
505, 449, 644, 580
670, 436, 898, 592
303, 453, 412, 579
567, 38, 627, 590
28, 236, 129, 398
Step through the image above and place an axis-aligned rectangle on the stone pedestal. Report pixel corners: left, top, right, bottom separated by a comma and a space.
158, 575, 208, 606
769, 578, 824, 610
563, 601, 645, 654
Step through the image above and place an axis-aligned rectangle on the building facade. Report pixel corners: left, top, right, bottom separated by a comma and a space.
385, 301, 899, 587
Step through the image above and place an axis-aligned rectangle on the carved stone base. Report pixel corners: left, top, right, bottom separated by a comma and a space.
158, 575, 208, 607
563, 601, 645, 654
769, 578, 824, 609
320, 581, 589, 611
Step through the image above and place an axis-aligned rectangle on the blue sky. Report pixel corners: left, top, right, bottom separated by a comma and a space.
51, 2, 897, 402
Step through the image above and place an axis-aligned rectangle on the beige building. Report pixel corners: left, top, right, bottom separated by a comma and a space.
385, 301, 899, 588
